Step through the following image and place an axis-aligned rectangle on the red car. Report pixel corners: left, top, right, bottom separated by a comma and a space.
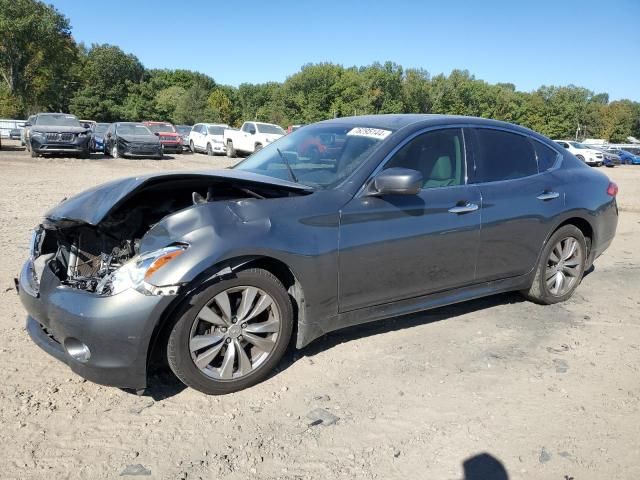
143, 121, 182, 154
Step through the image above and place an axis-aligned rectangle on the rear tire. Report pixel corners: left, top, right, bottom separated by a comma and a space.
30, 146, 38, 158
521, 225, 587, 305
167, 268, 293, 395
112, 144, 119, 159
227, 140, 236, 158
190, 140, 195, 153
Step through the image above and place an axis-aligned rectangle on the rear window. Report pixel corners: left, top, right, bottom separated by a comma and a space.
147, 123, 175, 133
530, 139, 559, 171
35, 114, 80, 127
473, 129, 537, 182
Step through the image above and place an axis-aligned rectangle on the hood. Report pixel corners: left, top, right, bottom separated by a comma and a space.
31, 125, 89, 134
44, 170, 313, 226
263, 133, 284, 142
119, 134, 159, 143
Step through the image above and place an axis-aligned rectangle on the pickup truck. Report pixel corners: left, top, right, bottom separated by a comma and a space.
223, 121, 285, 157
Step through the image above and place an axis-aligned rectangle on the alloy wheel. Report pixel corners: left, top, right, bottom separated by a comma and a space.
189, 286, 281, 380
545, 236, 583, 296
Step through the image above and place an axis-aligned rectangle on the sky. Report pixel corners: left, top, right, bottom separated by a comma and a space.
49, 0, 640, 101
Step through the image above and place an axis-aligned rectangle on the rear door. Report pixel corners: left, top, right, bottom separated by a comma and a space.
338, 128, 482, 311
468, 128, 564, 282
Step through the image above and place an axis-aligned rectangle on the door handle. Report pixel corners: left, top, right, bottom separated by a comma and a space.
536, 191, 560, 201
448, 202, 479, 214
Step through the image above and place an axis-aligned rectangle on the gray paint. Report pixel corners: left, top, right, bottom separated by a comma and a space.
19, 114, 618, 390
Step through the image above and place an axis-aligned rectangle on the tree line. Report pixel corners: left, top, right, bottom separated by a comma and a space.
2, 0, 639, 142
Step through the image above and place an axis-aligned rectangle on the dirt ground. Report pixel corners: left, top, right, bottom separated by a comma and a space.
1, 139, 639, 480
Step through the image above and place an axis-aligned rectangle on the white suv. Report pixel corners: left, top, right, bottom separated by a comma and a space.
189, 123, 228, 155
553, 140, 603, 166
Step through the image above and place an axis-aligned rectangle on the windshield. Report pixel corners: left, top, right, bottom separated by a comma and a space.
35, 114, 81, 127
147, 123, 175, 133
256, 123, 285, 135
118, 124, 153, 136
569, 142, 587, 149
176, 125, 191, 135
94, 124, 110, 135
208, 126, 225, 135
234, 124, 393, 188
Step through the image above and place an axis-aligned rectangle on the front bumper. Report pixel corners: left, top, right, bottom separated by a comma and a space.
18, 259, 174, 389
160, 141, 181, 152
31, 135, 90, 154
120, 142, 163, 158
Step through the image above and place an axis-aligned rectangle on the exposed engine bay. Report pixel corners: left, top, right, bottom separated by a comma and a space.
34, 176, 307, 294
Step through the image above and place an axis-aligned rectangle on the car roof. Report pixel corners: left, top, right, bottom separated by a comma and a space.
317, 114, 540, 135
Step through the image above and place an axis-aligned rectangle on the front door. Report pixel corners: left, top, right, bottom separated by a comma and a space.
338, 128, 482, 312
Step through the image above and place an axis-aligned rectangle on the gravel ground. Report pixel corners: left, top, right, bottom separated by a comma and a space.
1, 139, 639, 480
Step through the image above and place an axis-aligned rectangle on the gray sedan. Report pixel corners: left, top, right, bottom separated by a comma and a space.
17, 115, 618, 394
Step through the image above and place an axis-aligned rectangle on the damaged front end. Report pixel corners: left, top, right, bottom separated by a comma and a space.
28, 171, 311, 297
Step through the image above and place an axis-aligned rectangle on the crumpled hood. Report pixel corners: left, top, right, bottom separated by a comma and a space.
30, 126, 89, 134
44, 169, 312, 226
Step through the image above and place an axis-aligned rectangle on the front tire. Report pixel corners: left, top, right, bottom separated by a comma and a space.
111, 144, 120, 159
227, 140, 236, 158
167, 268, 293, 395
206, 143, 213, 156
521, 225, 587, 305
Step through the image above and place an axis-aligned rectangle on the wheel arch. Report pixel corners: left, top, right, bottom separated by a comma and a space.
549, 216, 593, 253
145, 254, 306, 375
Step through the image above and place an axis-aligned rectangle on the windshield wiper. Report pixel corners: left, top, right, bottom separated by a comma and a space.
276, 147, 299, 183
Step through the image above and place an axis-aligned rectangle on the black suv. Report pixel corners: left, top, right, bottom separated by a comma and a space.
26, 113, 92, 158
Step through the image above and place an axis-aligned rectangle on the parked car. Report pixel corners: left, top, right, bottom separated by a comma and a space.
589, 147, 619, 167
189, 123, 228, 155
606, 148, 640, 165
90, 123, 111, 152
17, 115, 618, 395
22, 115, 36, 147
9, 128, 22, 140
175, 125, 192, 152
553, 140, 604, 166
103, 122, 163, 159
224, 121, 285, 157
142, 121, 182, 154
26, 113, 92, 158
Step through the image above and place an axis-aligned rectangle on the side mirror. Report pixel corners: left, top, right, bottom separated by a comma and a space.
24, 122, 31, 127
83, 123, 90, 129
106, 133, 112, 138
18, 123, 25, 127
248, 128, 256, 135
369, 168, 423, 196
154, 132, 160, 136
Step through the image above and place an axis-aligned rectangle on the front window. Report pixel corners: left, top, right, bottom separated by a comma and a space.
256, 123, 285, 135
147, 123, 175, 133
118, 124, 153, 136
234, 124, 393, 188
35, 114, 81, 127
94, 124, 110, 135
176, 125, 192, 135
383, 129, 464, 188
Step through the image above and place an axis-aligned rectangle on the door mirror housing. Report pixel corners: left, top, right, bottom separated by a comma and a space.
368, 168, 423, 196
248, 127, 256, 135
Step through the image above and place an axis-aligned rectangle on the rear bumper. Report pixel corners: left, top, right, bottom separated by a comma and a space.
18, 259, 173, 390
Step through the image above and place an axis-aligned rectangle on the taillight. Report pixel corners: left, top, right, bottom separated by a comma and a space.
607, 181, 618, 197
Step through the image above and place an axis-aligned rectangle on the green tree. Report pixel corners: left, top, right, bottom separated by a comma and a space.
208, 88, 234, 125
0, 0, 78, 115
69, 44, 144, 121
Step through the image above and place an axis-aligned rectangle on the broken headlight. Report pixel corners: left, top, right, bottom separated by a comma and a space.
96, 245, 187, 296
